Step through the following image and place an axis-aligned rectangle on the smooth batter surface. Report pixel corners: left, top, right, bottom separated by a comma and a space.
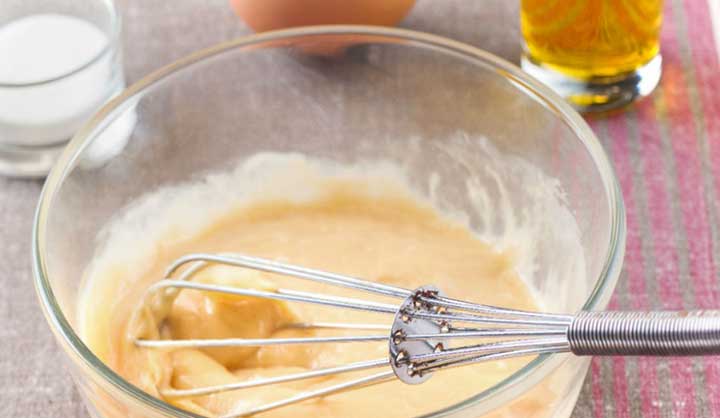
80, 176, 551, 418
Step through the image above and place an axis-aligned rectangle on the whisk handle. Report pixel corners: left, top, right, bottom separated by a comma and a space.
568, 310, 720, 356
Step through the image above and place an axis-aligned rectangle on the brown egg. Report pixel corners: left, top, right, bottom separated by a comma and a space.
229, 0, 417, 32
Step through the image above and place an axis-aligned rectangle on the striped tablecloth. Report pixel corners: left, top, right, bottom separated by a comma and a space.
579, 1, 720, 417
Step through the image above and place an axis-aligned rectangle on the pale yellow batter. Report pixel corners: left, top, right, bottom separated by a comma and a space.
80, 178, 552, 418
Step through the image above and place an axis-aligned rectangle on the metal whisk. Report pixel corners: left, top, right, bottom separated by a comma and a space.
134, 253, 720, 417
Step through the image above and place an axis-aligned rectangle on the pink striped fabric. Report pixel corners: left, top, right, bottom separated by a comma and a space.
579, 1, 720, 417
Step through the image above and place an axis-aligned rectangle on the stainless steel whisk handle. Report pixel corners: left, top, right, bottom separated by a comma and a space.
568, 310, 720, 356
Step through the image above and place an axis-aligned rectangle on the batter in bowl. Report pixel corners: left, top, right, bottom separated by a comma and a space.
78, 154, 556, 418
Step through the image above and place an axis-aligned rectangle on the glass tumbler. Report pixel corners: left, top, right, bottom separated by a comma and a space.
0, 0, 124, 177
521, 0, 663, 112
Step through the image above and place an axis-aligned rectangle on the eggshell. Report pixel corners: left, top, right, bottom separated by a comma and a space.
230, 0, 416, 32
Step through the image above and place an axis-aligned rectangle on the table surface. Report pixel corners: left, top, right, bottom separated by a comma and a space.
3, 1, 720, 417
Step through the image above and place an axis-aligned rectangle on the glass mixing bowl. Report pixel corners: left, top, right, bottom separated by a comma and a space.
33, 26, 625, 418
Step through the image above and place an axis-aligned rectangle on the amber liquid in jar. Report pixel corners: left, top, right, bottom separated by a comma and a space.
521, 0, 662, 79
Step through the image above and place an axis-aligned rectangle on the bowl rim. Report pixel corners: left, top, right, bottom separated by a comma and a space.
32, 24, 626, 418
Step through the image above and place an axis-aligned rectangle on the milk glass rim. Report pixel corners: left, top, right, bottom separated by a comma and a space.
0, 0, 120, 88
32, 25, 626, 418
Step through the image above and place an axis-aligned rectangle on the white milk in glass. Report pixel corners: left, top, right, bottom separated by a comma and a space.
0, 14, 123, 146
